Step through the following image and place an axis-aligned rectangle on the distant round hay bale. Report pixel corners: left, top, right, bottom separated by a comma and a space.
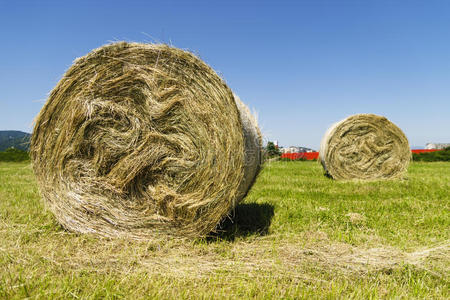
319, 114, 410, 180
31, 42, 261, 239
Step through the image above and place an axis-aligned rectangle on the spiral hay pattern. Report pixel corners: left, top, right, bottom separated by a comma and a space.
319, 114, 410, 180
31, 42, 261, 239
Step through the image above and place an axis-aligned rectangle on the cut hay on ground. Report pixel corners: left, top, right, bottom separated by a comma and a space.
319, 114, 410, 180
31, 42, 261, 239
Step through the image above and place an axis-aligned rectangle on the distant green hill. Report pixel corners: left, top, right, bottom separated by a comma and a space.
0, 131, 31, 151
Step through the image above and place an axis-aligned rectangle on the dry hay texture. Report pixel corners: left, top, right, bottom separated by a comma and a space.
31, 42, 262, 239
319, 114, 411, 180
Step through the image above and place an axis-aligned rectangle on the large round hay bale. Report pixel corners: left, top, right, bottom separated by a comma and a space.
319, 114, 410, 180
31, 42, 261, 239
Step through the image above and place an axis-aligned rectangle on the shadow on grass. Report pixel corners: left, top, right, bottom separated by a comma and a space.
208, 203, 275, 241
324, 171, 333, 179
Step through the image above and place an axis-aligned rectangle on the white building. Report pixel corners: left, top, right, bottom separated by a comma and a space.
280, 146, 315, 154
425, 143, 450, 150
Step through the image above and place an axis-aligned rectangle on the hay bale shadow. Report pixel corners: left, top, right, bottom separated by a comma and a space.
324, 171, 333, 179
208, 203, 274, 241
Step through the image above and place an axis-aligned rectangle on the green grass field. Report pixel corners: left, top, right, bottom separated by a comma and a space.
1, 161, 449, 299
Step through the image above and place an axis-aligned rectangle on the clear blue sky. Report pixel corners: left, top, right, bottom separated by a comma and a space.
1, 0, 449, 149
